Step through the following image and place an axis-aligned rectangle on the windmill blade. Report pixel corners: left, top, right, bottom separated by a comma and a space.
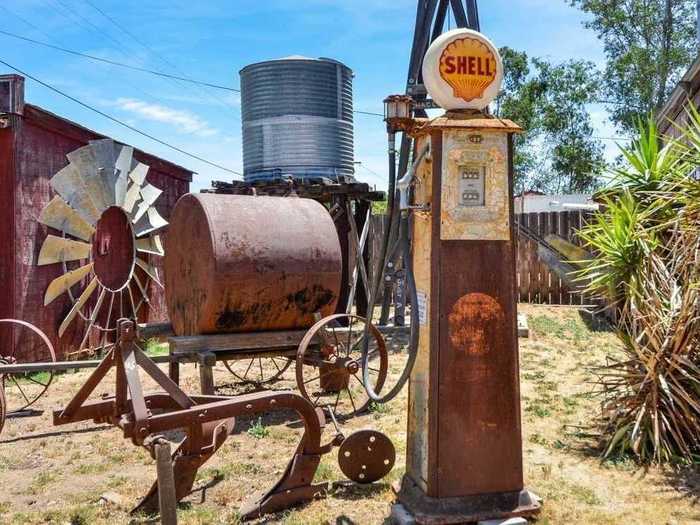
132, 184, 163, 223
77, 286, 107, 350
66, 144, 110, 213
135, 257, 163, 288
133, 206, 168, 237
50, 164, 101, 225
44, 262, 94, 305
132, 271, 151, 305
122, 182, 142, 215
58, 276, 99, 337
39, 196, 96, 242
89, 139, 118, 208
114, 144, 134, 208
38, 235, 92, 265
136, 235, 164, 256
129, 162, 149, 186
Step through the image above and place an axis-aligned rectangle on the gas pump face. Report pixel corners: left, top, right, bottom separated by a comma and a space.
441, 129, 511, 241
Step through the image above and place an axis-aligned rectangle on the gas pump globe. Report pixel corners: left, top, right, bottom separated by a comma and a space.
393, 28, 541, 524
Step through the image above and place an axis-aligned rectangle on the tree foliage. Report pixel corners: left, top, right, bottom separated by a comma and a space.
496, 48, 606, 193
570, 0, 697, 132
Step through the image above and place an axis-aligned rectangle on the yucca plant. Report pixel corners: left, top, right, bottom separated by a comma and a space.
576, 112, 700, 464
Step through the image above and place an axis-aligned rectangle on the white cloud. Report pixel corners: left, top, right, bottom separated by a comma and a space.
114, 98, 219, 137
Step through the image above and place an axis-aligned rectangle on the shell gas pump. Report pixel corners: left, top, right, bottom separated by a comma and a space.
371, 28, 542, 524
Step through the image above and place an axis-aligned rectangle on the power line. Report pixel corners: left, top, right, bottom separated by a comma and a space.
51, 0, 136, 57
593, 136, 632, 142
354, 110, 384, 117
354, 161, 383, 178
0, 5, 58, 44
0, 58, 242, 176
0, 27, 384, 119
37, 0, 192, 111
84, 0, 181, 73
0, 29, 240, 92
82, 1, 241, 115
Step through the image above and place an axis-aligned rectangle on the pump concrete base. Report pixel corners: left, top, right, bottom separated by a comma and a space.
395, 476, 541, 524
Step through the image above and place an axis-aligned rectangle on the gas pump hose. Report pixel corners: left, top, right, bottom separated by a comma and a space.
360, 140, 424, 404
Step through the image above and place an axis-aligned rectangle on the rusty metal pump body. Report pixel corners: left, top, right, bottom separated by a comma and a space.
164, 193, 342, 336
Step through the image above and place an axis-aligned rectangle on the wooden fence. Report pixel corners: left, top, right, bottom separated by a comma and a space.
516, 210, 592, 305
365, 210, 592, 307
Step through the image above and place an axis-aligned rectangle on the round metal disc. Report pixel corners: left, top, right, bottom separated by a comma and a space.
338, 429, 395, 483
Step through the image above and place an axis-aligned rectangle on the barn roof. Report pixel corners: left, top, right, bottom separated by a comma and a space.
657, 53, 700, 136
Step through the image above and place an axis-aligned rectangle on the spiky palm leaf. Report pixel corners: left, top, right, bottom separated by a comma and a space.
576, 114, 700, 464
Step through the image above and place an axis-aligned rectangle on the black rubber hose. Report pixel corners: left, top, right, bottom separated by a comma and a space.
360, 132, 399, 400
361, 209, 419, 403
365, 132, 398, 330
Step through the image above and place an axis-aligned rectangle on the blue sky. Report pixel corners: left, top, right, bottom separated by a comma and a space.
0, 0, 618, 191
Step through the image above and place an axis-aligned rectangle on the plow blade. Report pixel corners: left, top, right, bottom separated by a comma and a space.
132, 416, 235, 516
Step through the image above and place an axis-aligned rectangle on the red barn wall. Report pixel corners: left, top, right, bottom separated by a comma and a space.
0, 77, 192, 361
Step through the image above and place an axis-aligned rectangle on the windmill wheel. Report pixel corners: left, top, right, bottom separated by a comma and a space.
0, 319, 56, 413
296, 314, 388, 421
223, 357, 293, 386
37, 139, 168, 352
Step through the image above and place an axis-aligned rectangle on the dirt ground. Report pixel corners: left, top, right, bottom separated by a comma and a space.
1, 305, 699, 524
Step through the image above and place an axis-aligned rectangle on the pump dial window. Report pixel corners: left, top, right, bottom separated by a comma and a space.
459, 165, 486, 207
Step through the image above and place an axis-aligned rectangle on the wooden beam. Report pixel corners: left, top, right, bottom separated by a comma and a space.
168, 330, 311, 354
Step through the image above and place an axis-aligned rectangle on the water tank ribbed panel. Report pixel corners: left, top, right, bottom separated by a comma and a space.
240, 57, 354, 182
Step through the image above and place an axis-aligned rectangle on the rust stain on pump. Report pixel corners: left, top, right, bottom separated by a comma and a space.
448, 292, 504, 355
164, 193, 342, 336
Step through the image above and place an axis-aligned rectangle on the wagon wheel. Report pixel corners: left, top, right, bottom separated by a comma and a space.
296, 314, 388, 420
223, 357, 293, 386
0, 319, 56, 413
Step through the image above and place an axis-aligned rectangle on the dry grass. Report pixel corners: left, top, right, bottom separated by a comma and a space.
0, 305, 699, 524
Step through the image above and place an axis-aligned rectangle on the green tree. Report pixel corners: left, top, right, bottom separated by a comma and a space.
496, 48, 606, 193
570, 0, 697, 132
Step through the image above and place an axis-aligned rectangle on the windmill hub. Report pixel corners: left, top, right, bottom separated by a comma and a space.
92, 206, 135, 292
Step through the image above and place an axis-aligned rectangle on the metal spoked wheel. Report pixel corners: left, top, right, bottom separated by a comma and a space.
296, 314, 388, 421
223, 357, 293, 386
0, 319, 56, 413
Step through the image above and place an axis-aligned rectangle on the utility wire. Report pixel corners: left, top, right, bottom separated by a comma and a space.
52, 0, 136, 57
82, 0, 241, 115
0, 59, 242, 176
84, 0, 180, 73
0, 5, 58, 45
355, 162, 383, 178
0, 29, 240, 92
37, 0, 191, 111
0, 25, 391, 119
0, 27, 383, 119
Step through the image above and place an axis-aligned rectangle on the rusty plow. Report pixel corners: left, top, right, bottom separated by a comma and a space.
53, 318, 336, 520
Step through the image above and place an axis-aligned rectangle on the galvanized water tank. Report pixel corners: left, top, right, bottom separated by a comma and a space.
240, 56, 354, 183
164, 193, 342, 336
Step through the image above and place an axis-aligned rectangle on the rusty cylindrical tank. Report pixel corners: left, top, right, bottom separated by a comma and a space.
164, 193, 342, 336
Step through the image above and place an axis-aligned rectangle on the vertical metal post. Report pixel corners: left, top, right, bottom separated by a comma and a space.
155, 440, 178, 525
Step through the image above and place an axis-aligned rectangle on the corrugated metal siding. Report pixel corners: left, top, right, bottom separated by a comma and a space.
240, 58, 354, 182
